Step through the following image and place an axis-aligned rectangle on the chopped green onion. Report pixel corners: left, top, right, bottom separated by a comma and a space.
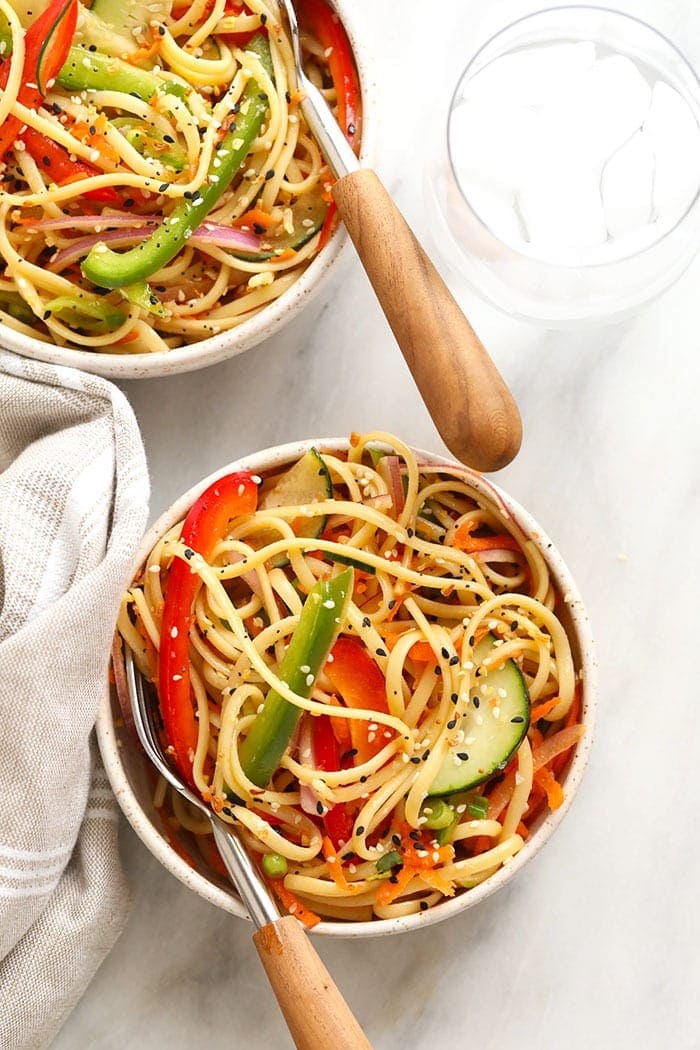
419, 798, 455, 830
467, 795, 489, 819
375, 850, 402, 874
436, 818, 458, 846
261, 852, 288, 878
219, 618, 233, 632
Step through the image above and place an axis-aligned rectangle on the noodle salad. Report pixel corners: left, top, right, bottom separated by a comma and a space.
117, 432, 586, 925
0, 0, 359, 353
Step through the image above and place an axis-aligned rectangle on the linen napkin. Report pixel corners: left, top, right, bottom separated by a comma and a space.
0, 350, 149, 1049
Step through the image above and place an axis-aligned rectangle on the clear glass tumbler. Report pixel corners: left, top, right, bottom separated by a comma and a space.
425, 6, 700, 326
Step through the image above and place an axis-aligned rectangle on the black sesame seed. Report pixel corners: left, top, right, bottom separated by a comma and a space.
473, 697, 480, 708
356, 826, 365, 835
316, 801, 324, 815
362, 616, 371, 628
264, 168, 275, 180
510, 621, 518, 631
419, 900, 429, 911
376, 648, 387, 657
441, 647, 450, 659
391, 834, 401, 846
457, 752, 469, 761
410, 756, 421, 764
469, 635, 475, 646
409, 831, 421, 841
449, 655, 459, 666
183, 548, 194, 560
388, 599, 396, 609
511, 716, 525, 723
447, 718, 457, 730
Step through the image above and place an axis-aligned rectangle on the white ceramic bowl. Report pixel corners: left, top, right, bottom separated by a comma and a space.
98, 439, 597, 937
0, 3, 377, 380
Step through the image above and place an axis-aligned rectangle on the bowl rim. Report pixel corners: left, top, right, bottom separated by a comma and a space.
0, 0, 378, 380
97, 438, 598, 938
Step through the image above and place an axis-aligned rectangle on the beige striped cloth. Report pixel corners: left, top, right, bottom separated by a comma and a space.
0, 351, 148, 1049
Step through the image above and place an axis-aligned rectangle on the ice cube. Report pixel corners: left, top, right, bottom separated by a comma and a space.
545, 54, 652, 166
602, 130, 655, 238
518, 161, 607, 259
643, 81, 700, 229
449, 97, 536, 193
461, 42, 596, 109
460, 175, 525, 247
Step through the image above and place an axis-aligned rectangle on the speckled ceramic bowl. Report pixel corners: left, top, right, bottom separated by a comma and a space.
0, 2, 377, 380
97, 440, 597, 937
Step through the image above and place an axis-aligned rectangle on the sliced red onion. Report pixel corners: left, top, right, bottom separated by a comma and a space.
386, 456, 405, 517
25, 212, 150, 231
49, 227, 155, 270
413, 460, 513, 521
43, 216, 261, 272
227, 551, 264, 599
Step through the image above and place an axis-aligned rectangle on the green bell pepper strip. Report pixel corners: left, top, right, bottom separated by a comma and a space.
57, 44, 185, 102
159, 471, 259, 785
238, 568, 354, 788
81, 33, 272, 290
44, 292, 126, 333
0, 25, 186, 103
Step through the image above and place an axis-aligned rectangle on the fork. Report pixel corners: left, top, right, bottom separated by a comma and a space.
124, 646, 372, 1050
276, 0, 522, 473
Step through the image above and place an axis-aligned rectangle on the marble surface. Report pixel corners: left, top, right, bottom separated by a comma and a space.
54, 1, 700, 1047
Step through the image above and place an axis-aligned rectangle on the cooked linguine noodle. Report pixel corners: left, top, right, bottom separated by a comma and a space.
0, 0, 358, 353
118, 432, 585, 924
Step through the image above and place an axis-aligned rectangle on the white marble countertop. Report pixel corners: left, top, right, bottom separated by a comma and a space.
55, 1, 699, 1047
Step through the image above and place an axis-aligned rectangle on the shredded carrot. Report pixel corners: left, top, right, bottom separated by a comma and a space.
275, 248, 298, 261
235, 206, 276, 230
516, 821, 530, 839
530, 697, 561, 722
114, 330, 141, 346
532, 724, 585, 772
454, 519, 522, 555
322, 837, 362, 894
268, 879, 321, 928
407, 640, 436, 663
534, 767, 564, 810
317, 200, 337, 252
375, 864, 414, 906
552, 687, 583, 776
385, 594, 406, 621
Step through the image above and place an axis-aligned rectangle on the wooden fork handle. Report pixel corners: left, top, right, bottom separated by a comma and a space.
253, 916, 373, 1049
332, 169, 522, 471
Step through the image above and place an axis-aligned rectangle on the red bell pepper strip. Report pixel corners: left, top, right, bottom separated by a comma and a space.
311, 714, 353, 848
22, 128, 123, 206
0, 0, 78, 162
325, 637, 392, 765
159, 472, 258, 784
295, 0, 361, 151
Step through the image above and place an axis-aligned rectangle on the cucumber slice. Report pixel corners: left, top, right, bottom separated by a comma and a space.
428, 634, 530, 796
256, 448, 332, 564
326, 550, 376, 575
234, 190, 329, 261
